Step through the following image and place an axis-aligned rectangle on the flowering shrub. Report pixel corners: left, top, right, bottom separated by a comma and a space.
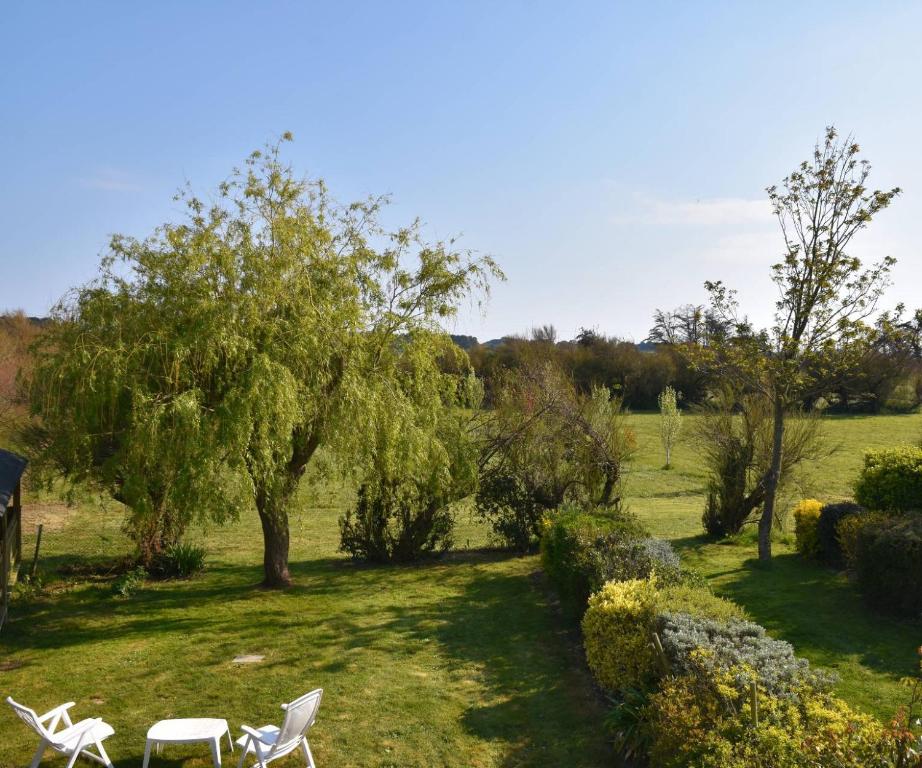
792, 499, 823, 558
582, 578, 659, 693
854, 446, 922, 513
646, 651, 896, 768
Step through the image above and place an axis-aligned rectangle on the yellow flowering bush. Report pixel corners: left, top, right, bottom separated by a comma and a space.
793, 499, 823, 558
582, 577, 659, 692
646, 653, 894, 768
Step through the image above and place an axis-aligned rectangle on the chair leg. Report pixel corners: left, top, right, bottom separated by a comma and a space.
94, 737, 114, 768
302, 738, 316, 768
29, 739, 48, 768
236, 740, 248, 768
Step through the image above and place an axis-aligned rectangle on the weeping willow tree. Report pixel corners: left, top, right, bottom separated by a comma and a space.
27, 136, 501, 586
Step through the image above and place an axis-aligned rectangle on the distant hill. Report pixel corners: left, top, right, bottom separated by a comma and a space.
449, 334, 479, 350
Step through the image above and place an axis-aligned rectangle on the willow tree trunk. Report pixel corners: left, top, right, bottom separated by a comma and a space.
759, 396, 785, 562
257, 498, 291, 588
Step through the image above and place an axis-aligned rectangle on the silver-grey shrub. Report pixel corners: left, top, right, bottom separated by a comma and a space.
656, 612, 837, 696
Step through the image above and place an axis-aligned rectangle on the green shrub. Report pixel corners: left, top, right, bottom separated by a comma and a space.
854, 446, 922, 513
112, 566, 148, 599
540, 505, 648, 617
582, 577, 660, 693
836, 510, 889, 570
792, 499, 823, 558
151, 542, 207, 579
475, 469, 547, 551
339, 482, 455, 563
817, 501, 864, 566
657, 583, 747, 624
849, 513, 922, 618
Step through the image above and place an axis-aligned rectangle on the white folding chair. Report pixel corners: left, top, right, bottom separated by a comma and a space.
236, 689, 323, 768
6, 696, 115, 768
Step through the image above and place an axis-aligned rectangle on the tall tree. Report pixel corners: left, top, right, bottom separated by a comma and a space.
27, 136, 501, 586
697, 127, 900, 560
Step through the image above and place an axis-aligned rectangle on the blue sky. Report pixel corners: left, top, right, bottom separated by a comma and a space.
3, 1, 920, 341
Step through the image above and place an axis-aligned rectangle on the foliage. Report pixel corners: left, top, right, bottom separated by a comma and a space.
848, 513, 922, 618
150, 542, 207, 579
657, 583, 748, 624
582, 577, 659, 693
26, 136, 500, 586
836, 510, 889, 569
693, 126, 901, 561
793, 498, 823, 558
817, 501, 865, 566
112, 566, 148, 599
854, 447, 922, 513
646, 652, 897, 768
658, 385, 682, 468
604, 687, 654, 763
657, 612, 836, 697
0, 312, 42, 441
467, 327, 709, 410
697, 392, 822, 537
339, 374, 479, 562
539, 505, 649, 617
339, 482, 456, 563
476, 362, 635, 550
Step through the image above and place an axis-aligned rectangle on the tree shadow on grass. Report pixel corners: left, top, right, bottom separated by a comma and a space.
3, 553, 612, 768
711, 552, 921, 680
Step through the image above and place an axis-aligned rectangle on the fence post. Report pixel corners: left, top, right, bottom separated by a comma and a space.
30, 523, 43, 579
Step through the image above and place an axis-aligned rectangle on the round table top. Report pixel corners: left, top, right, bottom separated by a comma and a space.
147, 718, 229, 742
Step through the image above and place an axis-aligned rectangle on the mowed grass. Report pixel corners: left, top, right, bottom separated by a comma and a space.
1, 411, 920, 767
626, 410, 922, 721
0, 486, 609, 768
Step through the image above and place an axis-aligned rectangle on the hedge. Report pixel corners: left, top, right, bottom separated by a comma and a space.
854, 446, 922, 513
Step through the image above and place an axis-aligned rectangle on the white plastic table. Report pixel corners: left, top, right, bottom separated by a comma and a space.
142, 717, 233, 768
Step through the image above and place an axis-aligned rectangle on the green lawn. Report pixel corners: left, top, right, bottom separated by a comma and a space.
1, 411, 920, 767
0, 491, 608, 768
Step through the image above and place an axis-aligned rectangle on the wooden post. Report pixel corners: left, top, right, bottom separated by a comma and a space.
12, 479, 22, 568
1, 494, 8, 630
30, 523, 43, 579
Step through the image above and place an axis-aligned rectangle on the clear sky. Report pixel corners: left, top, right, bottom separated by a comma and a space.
3, 1, 920, 342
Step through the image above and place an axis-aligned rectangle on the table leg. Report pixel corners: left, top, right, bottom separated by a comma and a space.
142, 740, 152, 768
226, 725, 234, 751
210, 736, 222, 768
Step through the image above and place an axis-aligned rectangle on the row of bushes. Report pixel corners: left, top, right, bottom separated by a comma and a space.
793, 446, 922, 618
540, 505, 922, 766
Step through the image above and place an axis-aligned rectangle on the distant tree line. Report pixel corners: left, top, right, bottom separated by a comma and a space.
458, 302, 922, 413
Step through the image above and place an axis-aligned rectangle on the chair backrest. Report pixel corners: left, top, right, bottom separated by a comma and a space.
6, 697, 52, 740
273, 689, 323, 753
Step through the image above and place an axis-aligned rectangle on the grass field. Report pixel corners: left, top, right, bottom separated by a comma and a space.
0, 411, 920, 767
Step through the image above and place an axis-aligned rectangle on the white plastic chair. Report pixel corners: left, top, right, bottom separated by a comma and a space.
6, 696, 115, 768
235, 689, 323, 768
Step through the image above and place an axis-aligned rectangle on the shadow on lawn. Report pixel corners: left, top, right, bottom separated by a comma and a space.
293, 563, 611, 767
712, 551, 921, 680
4, 552, 612, 768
